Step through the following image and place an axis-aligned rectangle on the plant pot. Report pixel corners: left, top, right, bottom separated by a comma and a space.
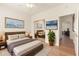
49, 41, 54, 46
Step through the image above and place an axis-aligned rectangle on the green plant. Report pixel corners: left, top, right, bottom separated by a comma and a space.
48, 29, 55, 43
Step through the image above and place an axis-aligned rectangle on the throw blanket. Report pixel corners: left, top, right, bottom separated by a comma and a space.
7, 39, 36, 55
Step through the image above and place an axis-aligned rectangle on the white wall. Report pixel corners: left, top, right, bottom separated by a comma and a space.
0, 5, 30, 32
31, 4, 78, 55
78, 11, 79, 55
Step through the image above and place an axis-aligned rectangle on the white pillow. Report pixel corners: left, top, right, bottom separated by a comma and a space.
18, 34, 26, 38
8, 34, 18, 40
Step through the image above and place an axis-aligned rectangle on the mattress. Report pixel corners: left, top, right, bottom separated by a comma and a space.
7, 37, 43, 56
13, 40, 42, 56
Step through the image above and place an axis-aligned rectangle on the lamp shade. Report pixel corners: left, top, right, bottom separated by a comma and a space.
29, 32, 32, 36
25, 32, 29, 36
0, 32, 5, 41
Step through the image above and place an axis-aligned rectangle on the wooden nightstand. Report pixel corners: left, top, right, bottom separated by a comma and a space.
29, 36, 32, 38
0, 40, 6, 50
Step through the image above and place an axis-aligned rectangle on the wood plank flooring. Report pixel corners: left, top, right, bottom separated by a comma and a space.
0, 36, 75, 56
48, 36, 75, 56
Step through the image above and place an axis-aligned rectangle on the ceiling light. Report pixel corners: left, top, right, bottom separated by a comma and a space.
26, 4, 34, 8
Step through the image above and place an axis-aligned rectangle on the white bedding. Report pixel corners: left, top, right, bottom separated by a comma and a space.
7, 37, 30, 45
13, 40, 42, 56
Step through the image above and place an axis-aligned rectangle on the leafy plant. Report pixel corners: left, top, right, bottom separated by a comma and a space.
48, 29, 55, 42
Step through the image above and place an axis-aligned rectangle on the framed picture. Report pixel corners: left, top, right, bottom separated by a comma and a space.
72, 14, 75, 32
34, 19, 45, 29
5, 17, 24, 28
46, 20, 58, 30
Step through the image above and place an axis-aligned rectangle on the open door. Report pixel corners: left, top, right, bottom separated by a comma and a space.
59, 14, 75, 55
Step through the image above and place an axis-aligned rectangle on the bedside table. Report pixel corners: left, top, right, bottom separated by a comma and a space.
29, 36, 32, 38
0, 42, 6, 50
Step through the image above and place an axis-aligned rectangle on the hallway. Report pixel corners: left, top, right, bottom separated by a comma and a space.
48, 36, 75, 56
59, 35, 75, 55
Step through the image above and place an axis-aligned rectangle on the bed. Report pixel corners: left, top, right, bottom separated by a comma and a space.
5, 31, 43, 56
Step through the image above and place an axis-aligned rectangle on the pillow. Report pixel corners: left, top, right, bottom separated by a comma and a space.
18, 34, 26, 38
8, 34, 18, 40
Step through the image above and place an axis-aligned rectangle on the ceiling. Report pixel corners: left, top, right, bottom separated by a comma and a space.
0, 3, 62, 15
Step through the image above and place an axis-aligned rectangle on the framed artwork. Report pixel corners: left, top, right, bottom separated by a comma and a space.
34, 23, 42, 29
46, 20, 58, 30
72, 14, 75, 32
34, 19, 45, 29
5, 17, 24, 28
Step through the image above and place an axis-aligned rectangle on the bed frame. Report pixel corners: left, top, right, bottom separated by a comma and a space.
21, 44, 43, 56
5, 31, 43, 56
5, 31, 25, 48
5, 31, 25, 40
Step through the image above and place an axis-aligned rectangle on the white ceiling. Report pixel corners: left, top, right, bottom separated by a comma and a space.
0, 3, 62, 15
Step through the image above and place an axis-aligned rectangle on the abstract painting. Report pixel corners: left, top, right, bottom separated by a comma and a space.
46, 20, 58, 30
5, 17, 24, 28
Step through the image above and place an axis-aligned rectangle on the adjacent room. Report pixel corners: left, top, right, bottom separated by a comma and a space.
0, 3, 78, 56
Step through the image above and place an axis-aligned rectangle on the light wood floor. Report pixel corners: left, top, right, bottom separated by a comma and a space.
48, 36, 75, 56
0, 36, 75, 56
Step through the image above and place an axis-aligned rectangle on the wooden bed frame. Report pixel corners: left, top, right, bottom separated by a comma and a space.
5, 31, 25, 48
5, 31, 43, 56
5, 31, 25, 40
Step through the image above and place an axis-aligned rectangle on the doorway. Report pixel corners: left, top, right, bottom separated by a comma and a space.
59, 14, 75, 55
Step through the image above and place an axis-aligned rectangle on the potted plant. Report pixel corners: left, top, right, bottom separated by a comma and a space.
48, 29, 55, 46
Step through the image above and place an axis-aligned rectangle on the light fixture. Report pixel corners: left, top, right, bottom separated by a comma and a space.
26, 3, 35, 8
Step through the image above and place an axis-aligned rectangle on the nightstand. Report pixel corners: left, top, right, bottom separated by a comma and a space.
0, 40, 6, 50
29, 36, 32, 38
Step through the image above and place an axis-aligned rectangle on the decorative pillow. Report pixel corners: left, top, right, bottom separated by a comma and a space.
18, 34, 26, 38
8, 34, 18, 40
